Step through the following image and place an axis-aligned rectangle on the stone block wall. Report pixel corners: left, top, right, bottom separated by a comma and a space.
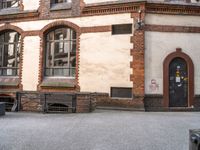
20, 93, 42, 112
194, 95, 200, 108
144, 94, 165, 111
76, 93, 92, 113
93, 93, 144, 110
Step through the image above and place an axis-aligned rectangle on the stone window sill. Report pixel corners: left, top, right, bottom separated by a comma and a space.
0, 7, 20, 15
0, 77, 19, 87
40, 77, 75, 88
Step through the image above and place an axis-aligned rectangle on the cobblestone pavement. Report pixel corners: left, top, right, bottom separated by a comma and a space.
0, 110, 200, 150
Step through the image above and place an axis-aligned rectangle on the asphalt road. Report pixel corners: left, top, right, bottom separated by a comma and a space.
0, 110, 200, 150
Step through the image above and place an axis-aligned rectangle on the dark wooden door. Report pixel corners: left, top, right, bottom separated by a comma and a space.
169, 58, 188, 107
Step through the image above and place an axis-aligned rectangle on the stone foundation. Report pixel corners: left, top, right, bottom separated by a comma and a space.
20, 93, 42, 112
18, 92, 96, 113
94, 93, 144, 110
194, 95, 200, 108
144, 94, 164, 111
144, 94, 200, 111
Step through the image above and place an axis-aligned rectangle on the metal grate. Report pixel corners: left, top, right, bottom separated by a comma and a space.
0, 96, 15, 111
112, 24, 132, 35
47, 103, 69, 112
111, 87, 132, 98
43, 93, 76, 113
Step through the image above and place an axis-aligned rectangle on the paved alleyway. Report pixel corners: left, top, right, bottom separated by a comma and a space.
0, 110, 200, 150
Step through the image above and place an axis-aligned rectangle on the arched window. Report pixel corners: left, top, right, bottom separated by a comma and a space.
0, 30, 21, 76
44, 27, 76, 77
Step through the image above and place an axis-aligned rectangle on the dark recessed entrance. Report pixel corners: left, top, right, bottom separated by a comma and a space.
0, 95, 15, 111
163, 48, 194, 108
169, 58, 188, 107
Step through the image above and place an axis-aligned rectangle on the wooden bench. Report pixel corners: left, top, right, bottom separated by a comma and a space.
0, 102, 5, 116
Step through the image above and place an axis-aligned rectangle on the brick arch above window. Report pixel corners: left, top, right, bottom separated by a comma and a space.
0, 24, 24, 90
0, 24, 24, 35
40, 21, 81, 36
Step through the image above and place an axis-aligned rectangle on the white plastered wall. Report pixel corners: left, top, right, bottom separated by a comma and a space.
7, 13, 133, 92
79, 32, 132, 93
145, 14, 200, 95
145, 32, 200, 95
11, 13, 132, 31
23, 0, 40, 11
22, 36, 40, 91
145, 14, 200, 27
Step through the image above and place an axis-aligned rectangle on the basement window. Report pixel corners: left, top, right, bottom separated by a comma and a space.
112, 24, 132, 35
111, 87, 132, 98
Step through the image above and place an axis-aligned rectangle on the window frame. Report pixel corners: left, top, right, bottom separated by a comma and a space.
112, 24, 133, 35
0, 30, 21, 76
50, 0, 70, 6
0, 0, 20, 10
44, 27, 77, 77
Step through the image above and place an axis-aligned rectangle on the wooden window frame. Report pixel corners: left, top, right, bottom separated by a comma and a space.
44, 27, 76, 77
0, 30, 20, 76
0, 0, 20, 9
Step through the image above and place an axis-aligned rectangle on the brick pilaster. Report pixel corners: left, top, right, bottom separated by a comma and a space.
130, 4, 145, 108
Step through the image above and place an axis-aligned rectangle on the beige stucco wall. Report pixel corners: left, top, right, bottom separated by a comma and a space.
11, 13, 132, 31
146, 14, 200, 27
145, 32, 200, 95
79, 32, 132, 93
10, 13, 133, 92
23, 0, 40, 11
22, 36, 40, 91
191, 0, 200, 3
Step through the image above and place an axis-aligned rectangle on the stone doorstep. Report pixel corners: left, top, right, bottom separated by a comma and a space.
145, 107, 200, 112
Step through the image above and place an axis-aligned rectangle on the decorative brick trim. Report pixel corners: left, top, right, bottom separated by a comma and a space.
19, 36, 24, 90
19, 0, 24, 11
23, 30, 40, 36
82, 3, 140, 16
38, 21, 81, 92
0, 24, 24, 34
40, 20, 81, 34
146, 3, 200, 16
81, 25, 111, 33
39, 0, 81, 19
0, 1, 199, 23
0, 11, 39, 22
0, 24, 24, 91
145, 24, 200, 33
130, 4, 145, 106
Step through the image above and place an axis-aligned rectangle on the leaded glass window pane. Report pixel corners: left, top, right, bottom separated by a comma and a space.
1, 0, 19, 9
45, 27, 76, 77
0, 30, 21, 76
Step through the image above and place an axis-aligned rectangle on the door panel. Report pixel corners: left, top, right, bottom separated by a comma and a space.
169, 58, 188, 107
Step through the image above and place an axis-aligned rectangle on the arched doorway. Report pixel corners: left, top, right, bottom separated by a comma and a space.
163, 48, 194, 107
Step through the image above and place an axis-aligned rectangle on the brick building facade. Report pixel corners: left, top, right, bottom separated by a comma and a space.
0, 0, 200, 112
